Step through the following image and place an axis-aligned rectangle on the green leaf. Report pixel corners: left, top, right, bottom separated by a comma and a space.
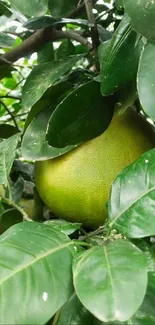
0, 222, 75, 324
48, 0, 79, 18
0, 134, 20, 187
8, 0, 47, 17
115, 81, 137, 113
0, 208, 23, 232
24, 80, 73, 130
37, 43, 54, 64
124, 0, 155, 40
46, 81, 114, 148
58, 292, 95, 325
11, 176, 24, 203
24, 16, 90, 30
21, 106, 75, 161
0, 124, 18, 139
56, 40, 74, 60
137, 41, 155, 121
99, 15, 142, 96
0, 33, 15, 48
22, 56, 83, 111
108, 148, 155, 238
44, 219, 81, 235
73, 239, 148, 322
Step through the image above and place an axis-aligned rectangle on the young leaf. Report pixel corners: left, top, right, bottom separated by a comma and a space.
8, 0, 47, 17
73, 239, 147, 322
0, 222, 75, 324
22, 56, 82, 111
46, 81, 114, 148
99, 14, 142, 96
137, 41, 155, 121
48, 0, 79, 18
108, 148, 155, 238
0, 134, 20, 187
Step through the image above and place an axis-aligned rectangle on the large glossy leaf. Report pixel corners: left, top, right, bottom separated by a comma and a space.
99, 14, 142, 96
8, 0, 47, 17
58, 292, 95, 325
0, 208, 23, 233
46, 80, 114, 147
24, 16, 90, 30
0, 222, 75, 324
124, 0, 155, 40
48, 0, 79, 18
108, 149, 155, 238
0, 134, 20, 187
22, 56, 82, 111
137, 41, 155, 121
73, 239, 147, 322
24, 80, 73, 130
0, 33, 15, 48
21, 105, 75, 161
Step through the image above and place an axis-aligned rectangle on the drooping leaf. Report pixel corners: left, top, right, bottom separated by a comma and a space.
137, 41, 155, 121
73, 239, 147, 322
8, 0, 47, 17
44, 219, 81, 235
24, 16, 90, 30
0, 33, 15, 48
21, 105, 75, 161
22, 56, 83, 111
0, 134, 20, 187
58, 292, 95, 325
0, 222, 75, 324
46, 81, 115, 148
124, 0, 155, 40
99, 14, 142, 96
48, 0, 79, 18
108, 148, 155, 238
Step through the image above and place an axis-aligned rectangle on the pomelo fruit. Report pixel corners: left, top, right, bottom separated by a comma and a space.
35, 108, 155, 228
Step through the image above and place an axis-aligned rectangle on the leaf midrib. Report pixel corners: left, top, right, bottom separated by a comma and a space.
0, 240, 73, 286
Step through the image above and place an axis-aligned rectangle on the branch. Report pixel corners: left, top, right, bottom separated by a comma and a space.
84, 0, 100, 52
0, 27, 91, 65
0, 100, 19, 130
55, 29, 92, 48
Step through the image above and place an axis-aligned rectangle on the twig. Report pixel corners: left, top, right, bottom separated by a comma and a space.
0, 95, 21, 100
96, 7, 114, 22
0, 27, 91, 65
0, 100, 19, 130
0, 196, 33, 222
55, 29, 92, 49
84, 0, 100, 52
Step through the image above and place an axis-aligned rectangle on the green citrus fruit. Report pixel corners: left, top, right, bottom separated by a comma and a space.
35, 108, 155, 228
